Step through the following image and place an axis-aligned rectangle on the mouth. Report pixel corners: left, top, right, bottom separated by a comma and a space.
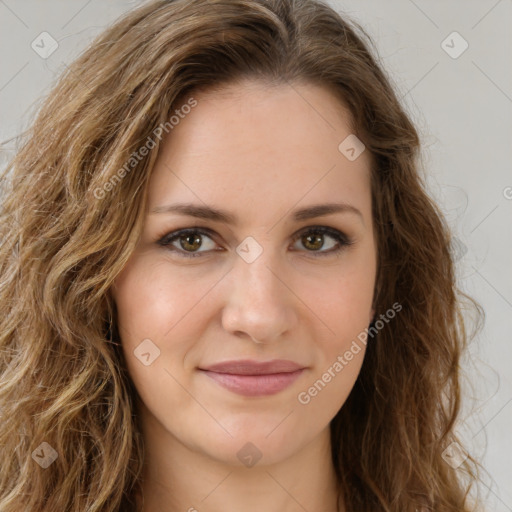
198, 359, 307, 397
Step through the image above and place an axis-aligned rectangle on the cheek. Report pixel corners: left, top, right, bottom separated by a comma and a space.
111, 257, 200, 410
298, 252, 375, 407
304, 257, 375, 347
295, 271, 372, 416
295, 347, 365, 432
112, 254, 222, 389
313, 279, 370, 388
113, 256, 197, 342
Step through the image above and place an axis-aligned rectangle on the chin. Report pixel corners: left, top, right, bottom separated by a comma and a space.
187, 420, 313, 469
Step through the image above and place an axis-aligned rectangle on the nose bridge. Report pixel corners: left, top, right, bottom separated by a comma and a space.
233, 241, 284, 305
221, 239, 296, 342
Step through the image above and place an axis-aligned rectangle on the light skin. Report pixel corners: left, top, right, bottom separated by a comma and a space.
111, 79, 377, 512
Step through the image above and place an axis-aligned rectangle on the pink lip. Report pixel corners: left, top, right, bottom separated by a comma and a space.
198, 359, 306, 397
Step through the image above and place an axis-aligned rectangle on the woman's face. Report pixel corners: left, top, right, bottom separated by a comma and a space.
112, 79, 377, 467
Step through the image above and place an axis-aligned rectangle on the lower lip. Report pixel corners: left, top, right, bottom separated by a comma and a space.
199, 369, 304, 397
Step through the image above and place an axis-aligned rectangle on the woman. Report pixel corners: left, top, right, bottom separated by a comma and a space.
0, 0, 484, 510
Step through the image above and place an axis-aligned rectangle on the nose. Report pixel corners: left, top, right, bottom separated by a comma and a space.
220, 250, 298, 345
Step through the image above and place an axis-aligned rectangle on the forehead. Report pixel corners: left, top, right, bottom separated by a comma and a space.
147, 80, 372, 223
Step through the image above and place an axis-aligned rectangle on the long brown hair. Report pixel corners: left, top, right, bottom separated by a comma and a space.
0, 0, 484, 510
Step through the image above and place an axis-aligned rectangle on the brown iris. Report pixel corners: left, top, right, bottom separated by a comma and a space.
302, 232, 324, 251
180, 233, 203, 252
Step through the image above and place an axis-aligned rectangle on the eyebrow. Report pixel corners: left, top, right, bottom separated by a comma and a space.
150, 202, 363, 225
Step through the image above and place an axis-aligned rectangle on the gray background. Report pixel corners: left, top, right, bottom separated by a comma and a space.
1, 0, 511, 508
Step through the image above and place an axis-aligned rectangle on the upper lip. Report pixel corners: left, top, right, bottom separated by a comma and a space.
199, 359, 305, 375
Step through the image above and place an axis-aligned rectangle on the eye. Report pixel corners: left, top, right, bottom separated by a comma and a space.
157, 228, 218, 258
156, 226, 353, 259
290, 226, 353, 256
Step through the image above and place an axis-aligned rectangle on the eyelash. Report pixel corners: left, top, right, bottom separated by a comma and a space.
156, 225, 354, 259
